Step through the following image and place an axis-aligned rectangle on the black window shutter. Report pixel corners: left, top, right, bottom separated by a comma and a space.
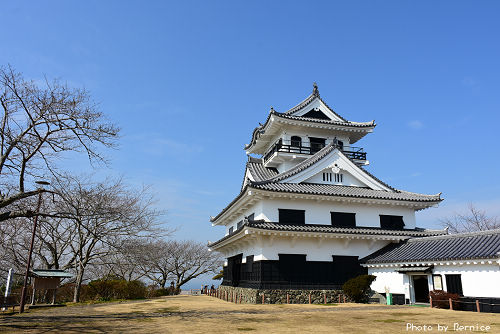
380, 215, 405, 230
445, 274, 463, 296
279, 209, 305, 225
331, 212, 356, 227
245, 255, 254, 273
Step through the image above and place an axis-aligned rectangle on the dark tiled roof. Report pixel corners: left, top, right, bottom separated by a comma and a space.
250, 183, 441, 202
253, 144, 336, 184
244, 86, 375, 151
284, 84, 349, 122
214, 149, 441, 223
247, 221, 445, 237
247, 156, 279, 182
274, 112, 375, 127
245, 111, 375, 150
208, 220, 446, 247
361, 229, 500, 264
245, 145, 441, 203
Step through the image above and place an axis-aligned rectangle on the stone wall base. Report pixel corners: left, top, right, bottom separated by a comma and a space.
214, 286, 350, 304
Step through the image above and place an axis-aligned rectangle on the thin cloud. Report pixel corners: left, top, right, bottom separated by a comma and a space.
461, 77, 479, 88
129, 133, 203, 158
408, 120, 423, 130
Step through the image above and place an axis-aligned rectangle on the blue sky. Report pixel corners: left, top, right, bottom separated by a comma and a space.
2, 1, 500, 247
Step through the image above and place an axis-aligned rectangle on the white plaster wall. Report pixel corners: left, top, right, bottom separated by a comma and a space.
434, 264, 500, 298
368, 263, 500, 300
279, 132, 350, 148
369, 268, 406, 295
305, 169, 366, 187
224, 202, 263, 235
222, 235, 394, 262
259, 198, 416, 229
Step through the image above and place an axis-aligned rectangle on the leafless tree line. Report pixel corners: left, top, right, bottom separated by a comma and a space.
439, 204, 500, 234
0, 174, 221, 301
0, 66, 221, 302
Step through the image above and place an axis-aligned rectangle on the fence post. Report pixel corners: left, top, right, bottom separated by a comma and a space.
262, 293, 265, 304
338, 295, 341, 303
429, 296, 433, 308
287, 293, 289, 304
343, 295, 346, 303
309, 293, 311, 304
324, 293, 326, 304
240, 294, 242, 304
476, 300, 480, 312
449, 298, 453, 310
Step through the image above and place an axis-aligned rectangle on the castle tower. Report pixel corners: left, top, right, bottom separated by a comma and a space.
209, 84, 444, 298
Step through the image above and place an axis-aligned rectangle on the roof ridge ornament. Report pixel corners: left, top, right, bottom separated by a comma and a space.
312, 82, 320, 97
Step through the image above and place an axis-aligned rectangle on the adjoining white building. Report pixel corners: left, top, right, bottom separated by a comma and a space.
208, 84, 494, 303
362, 229, 500, 306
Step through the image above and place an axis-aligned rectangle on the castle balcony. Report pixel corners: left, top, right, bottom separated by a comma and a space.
263, 140, 367, 165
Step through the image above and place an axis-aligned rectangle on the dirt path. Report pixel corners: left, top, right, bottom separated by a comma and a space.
1, 295, 499, 333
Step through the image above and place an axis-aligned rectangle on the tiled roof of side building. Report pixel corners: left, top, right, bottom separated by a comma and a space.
361, 229, 500, 264
208, 220, 447, 247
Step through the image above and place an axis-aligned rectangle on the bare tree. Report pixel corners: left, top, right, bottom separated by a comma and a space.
0, 65, 119, 222
89, 240, 147, 282
125, 239, 222, 291
52, 174, 167, 302
168, 240, 221, 290
129, 240, 177, 289
439, 203, 500, 233
0, 174, 169, 302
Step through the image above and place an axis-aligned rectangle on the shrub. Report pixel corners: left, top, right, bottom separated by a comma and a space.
429, 290, 460, 309
342, 274, 377, 303
87, 278, 147, 301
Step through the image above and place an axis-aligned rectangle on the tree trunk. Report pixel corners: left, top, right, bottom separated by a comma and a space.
73, 266, 85, 303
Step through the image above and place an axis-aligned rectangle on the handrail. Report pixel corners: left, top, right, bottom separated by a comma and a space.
263, 140, 367, 163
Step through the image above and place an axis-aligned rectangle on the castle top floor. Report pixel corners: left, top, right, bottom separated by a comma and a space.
245, 84, 376, 171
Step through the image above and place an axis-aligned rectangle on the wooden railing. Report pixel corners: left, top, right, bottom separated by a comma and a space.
263, 142, 367, 163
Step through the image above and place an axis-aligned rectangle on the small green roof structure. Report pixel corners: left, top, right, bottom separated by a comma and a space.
31, 269, 73, 279
29, 269, 73, 306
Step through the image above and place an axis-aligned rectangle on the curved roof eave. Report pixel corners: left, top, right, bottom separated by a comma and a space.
244, 110, 375, 152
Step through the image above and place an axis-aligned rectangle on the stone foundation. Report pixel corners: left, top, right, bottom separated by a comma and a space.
214, 286, 350, 304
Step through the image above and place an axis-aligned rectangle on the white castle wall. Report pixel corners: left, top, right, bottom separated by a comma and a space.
221, 234, 395, 262
369, 263, 500, 301
434, 264, 500, 298
260, 198, 416, 228
224, 198, 416, 235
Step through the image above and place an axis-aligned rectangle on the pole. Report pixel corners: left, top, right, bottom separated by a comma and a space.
2, 269, 13, 311
19, 190, 43, 313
